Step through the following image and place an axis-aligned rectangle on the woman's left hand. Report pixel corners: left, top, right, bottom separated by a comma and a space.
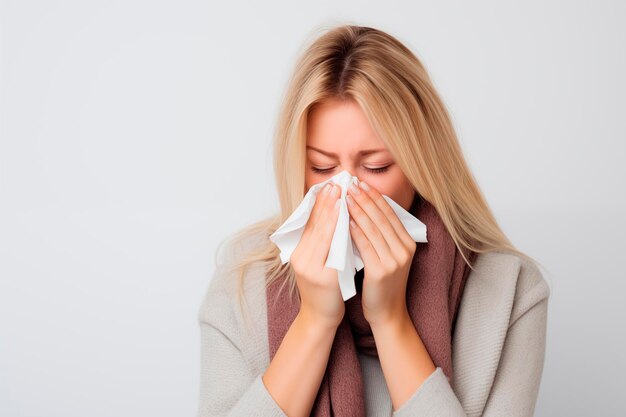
346, 181, 417, 328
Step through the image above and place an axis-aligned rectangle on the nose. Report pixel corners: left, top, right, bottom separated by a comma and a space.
336, 161, 358, 178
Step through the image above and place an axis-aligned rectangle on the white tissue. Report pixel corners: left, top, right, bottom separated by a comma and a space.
269, 170, 428, 301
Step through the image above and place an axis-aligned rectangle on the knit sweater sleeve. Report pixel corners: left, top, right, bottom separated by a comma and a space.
197, 269, 287, 417
392, 273, 551, 417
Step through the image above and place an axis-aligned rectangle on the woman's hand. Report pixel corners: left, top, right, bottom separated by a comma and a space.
290, 182, 345, 330
346, 181, 417, 328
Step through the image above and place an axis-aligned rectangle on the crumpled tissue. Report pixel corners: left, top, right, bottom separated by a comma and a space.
269, 170, 428, 301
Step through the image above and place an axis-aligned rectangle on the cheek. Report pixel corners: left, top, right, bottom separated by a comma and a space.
304, 172, 320, 194
360, 172, 414, 209
357, 171, 397, 195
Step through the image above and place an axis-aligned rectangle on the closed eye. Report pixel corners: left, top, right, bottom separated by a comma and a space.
310, 165, 391, 174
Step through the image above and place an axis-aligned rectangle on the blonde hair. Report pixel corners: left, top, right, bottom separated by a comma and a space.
215, 23, 546, 331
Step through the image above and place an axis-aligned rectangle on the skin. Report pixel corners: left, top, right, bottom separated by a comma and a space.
262, 97, 435, 416
304, 97, 415, 211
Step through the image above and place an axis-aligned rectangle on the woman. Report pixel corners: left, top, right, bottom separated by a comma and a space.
198, 24, 551, 417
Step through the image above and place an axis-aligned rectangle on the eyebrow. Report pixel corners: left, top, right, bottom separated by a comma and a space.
306, 145, 387, 158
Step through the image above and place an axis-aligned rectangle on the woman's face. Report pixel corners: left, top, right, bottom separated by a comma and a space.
305, 97, 415, 211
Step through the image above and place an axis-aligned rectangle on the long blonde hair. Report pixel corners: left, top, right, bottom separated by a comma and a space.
215, 24, 545, 330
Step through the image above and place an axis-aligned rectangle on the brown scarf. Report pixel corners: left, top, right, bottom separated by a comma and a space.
266, 193, 476, 416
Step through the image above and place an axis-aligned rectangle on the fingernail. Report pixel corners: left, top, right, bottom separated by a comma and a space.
334, 199, 341, 209
359, 181, 370, 191
349, 183, 360, 195
346, 195, 355, 206
324, 183, 332, 194
350, 219, 356, 228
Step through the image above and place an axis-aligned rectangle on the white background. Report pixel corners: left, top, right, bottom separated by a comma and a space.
1, 1, 624, 416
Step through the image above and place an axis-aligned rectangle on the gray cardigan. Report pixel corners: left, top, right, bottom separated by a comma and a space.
197, 229, 551, 417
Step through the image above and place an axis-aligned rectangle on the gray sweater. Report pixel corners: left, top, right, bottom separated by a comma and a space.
197, 230, 551, 417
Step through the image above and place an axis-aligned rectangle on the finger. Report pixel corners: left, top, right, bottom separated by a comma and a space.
308, 183, 338, 231
348, 216, 380, 271
361, 182, 416, 249
301, 183, 335, 240
348, 181, 411, 260
346, 186, 394, 263
310, 191, 342, 267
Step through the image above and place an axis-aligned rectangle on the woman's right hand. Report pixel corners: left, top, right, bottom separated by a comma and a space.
289, 182, 345, 330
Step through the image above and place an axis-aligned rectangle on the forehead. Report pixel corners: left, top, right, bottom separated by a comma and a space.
307, 98, 387, 151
